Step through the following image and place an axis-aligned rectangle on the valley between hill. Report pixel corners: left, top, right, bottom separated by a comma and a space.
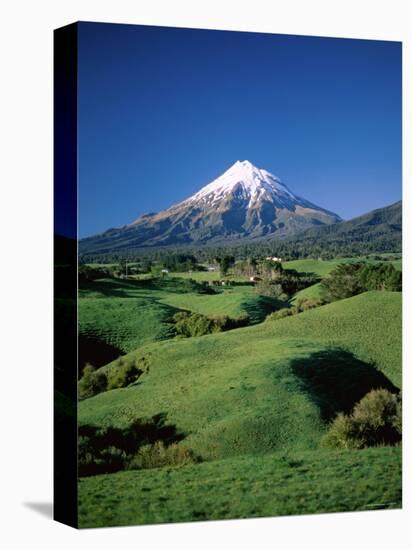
76, 257, 402, 527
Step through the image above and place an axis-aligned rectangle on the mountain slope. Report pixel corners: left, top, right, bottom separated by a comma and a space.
284, 200, 402, 252
80, 161, 341, 253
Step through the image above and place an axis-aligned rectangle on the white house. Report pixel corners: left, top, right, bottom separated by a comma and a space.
265, 256, 282, 262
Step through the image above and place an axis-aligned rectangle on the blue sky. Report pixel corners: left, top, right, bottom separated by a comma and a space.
78, 22, 401, 237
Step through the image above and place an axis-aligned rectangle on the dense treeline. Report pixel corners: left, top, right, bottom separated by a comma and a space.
79, 201, 402, 264
160, 253, 201, 272
80, 237, 401, 266
320, 262, 402, 302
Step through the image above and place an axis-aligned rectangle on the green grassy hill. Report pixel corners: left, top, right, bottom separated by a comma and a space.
159, 286, 285, 323
283, 259, 342, 277
266, 291, 401, 387
78, 276, 284, 368
291, 282, 323, 304
78, 289, 401, 527
79, 291, 401, 460
78, 278, 178, 368
287, 257, 401, 306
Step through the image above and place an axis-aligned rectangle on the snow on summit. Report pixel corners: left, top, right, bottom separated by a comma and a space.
183, 160, 296, 208
82, 156, 342, 248
119, 159, 341, 247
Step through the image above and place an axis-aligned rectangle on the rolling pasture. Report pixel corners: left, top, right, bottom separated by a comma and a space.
78, 276, 282, 368
79, 291, 402, 456
77, 258, 402, 527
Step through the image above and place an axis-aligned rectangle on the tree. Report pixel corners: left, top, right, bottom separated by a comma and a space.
259, 259, 283, 280
161, 253, 198, 272
359, 262, 402, 292
118, 258, 127, 277
150, 265, 163, 278
320, 263, 365, 302
321, 261, 402, 303
255, 280, 286, 299
216, 255, 235, 277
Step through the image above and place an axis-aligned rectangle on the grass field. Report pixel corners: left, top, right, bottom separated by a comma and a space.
78, 276, 285, 367
283, 259, 343, 277
79, 291, 401, 461
266, 291, 401, 387
79, 446, 401, 528
159, 285, 286, 323
79, 297, 176, 355
78, 278, 178, 367
78, 262, 402, 528
291, 282, 323, 304
171, 270, 240, 282
283, 258, 402, 277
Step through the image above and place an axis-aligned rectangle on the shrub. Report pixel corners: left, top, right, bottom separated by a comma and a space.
173, 311, 216, 337
321, 413, 364, 449
78, 264, 111, 282
78, 364, 108, 399
321, 389, 402, 449
255, 280, 286, 299
233, 313, 251, 328
127, 441, 200, 470
173, 311, 250, 337
78, 415, 199, 476
79, 436, 127, 476
265, 299, 323, 322
265, 308, 293, 321
107, 360, 143, 390
211, 313, 250, 331
295, 298, 323, 311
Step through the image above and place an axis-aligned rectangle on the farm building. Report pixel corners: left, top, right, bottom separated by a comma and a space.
265, 256, 282, 262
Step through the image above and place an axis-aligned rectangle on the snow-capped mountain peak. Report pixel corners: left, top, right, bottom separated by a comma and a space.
90, 160, 341, 249
182, 160, 296, 209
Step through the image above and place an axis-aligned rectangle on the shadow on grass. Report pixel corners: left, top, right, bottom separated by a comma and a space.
287, 270, 319, 278
80, 276, 217, 298
242, 295, 290, 324
79, 333, 123, 373
79, 413, 186, 477
290, 349, 398, 422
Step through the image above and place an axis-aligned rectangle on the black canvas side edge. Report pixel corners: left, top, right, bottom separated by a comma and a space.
53, 22, 78, 529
